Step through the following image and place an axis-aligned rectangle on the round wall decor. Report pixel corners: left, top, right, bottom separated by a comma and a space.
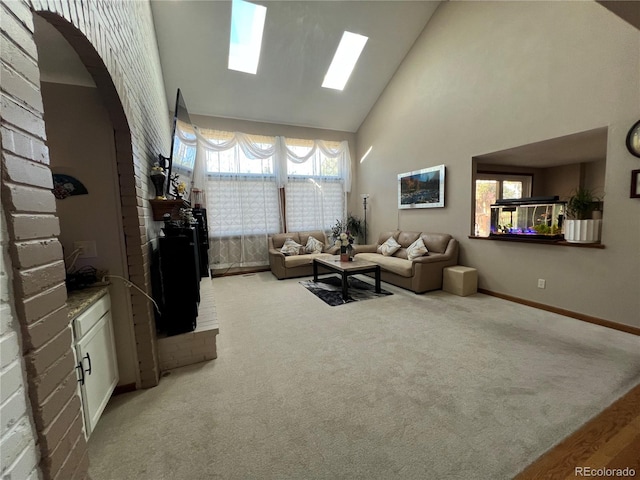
626, 119, 640, 158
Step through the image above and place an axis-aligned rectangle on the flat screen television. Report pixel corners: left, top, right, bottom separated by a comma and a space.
165, 88, 197, 200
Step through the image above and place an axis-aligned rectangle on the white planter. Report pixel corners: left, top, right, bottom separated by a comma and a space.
564, 219, 602, 244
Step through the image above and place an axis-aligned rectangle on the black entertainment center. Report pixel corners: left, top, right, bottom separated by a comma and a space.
153, 88, 211, 337
156, 208, 209, 336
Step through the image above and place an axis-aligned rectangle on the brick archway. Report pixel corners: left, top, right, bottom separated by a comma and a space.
35, 11, 159, 388
0, 6, 160, 478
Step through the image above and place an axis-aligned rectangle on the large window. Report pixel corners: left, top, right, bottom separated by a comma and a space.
285, 139, 344, 232
475, 174, 531, 236
195, 129, 351, 269
203, 146, 281, 237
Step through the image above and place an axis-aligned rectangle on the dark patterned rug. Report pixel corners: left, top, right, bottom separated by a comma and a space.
299, 275, 393, 306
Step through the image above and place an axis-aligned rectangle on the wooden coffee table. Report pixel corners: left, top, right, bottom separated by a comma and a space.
313, 256, 381, 301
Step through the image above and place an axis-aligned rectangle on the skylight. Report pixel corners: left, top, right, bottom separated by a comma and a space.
228, 0, 267, 75
322, 31, 368, 91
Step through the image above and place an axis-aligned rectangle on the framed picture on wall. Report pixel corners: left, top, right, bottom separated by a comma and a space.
398, 165, 445, 209
631, 169, 640, 198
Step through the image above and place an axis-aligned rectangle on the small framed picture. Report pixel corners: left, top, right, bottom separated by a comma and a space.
631, 170, 640, 198
398, 165, 445, 209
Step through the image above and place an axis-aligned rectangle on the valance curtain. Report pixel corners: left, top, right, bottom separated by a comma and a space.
192, 128, 351, 192
192, 127, 351, 270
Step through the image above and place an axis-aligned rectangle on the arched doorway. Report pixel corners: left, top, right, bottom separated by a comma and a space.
33, 11, 160, 389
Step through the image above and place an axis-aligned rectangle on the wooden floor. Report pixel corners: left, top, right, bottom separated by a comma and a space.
516, 383, 640, 479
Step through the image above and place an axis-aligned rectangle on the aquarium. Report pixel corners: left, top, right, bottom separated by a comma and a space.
489, 197, 566, 240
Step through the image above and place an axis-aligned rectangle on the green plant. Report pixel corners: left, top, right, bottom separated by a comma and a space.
345, 213, 364, 240
566, 187, 601, 220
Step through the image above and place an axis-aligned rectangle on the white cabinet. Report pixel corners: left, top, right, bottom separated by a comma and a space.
73, 292, 119, 438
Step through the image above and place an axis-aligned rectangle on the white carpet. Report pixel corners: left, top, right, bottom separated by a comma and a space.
88, 272, 640, 479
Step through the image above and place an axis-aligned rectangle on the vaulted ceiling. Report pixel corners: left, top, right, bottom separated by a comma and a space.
150, 1, 441, 132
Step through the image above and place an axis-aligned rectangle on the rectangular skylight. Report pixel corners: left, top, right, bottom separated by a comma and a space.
228, 0, 267, 74
322, 31, 368, 91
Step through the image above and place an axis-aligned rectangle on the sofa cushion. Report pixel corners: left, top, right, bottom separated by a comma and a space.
378, 236, 401, 256
420, 233, 452, 254
299, 231, 326, 251
357, 253, 413, 277
284, 252, 332, 268
272, 233, 301, 249
377, 231, 400, 246
305, 235, 324, 254
281, 238, 302, 256
397, 231, 421, 248
393, 248, 409, 259
407, 237, 428, 260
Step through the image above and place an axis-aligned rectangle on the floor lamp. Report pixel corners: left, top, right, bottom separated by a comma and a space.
361, 194, 370, 244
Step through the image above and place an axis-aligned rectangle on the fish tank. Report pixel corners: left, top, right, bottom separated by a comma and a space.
489, 197, 566, 240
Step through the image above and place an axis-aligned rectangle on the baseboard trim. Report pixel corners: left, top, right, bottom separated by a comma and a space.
113, 383, 137, 395
478, 288, 640, 336
212, 266, 270, 277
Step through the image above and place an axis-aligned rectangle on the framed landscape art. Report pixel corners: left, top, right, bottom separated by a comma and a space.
398, 165, 445, 209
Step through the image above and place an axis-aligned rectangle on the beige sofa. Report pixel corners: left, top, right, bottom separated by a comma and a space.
353, 231, 459, 293
268, 230, 339, 279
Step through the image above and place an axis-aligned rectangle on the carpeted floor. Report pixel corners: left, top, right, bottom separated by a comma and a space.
88, 272, 640, 480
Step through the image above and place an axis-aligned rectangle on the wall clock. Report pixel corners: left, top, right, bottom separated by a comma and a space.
626, 119, 640, 158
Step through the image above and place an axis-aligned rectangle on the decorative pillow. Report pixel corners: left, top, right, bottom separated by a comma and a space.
407, 237, 428, 260
378, 237, 401, 256
280, 238, 302, 256
305, 236, 324, 254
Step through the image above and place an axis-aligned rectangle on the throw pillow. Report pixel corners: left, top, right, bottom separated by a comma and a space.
407, 237, 428, 260
305, 236, 324, 254
378, 236, 401, 256
280, 238, 302, 256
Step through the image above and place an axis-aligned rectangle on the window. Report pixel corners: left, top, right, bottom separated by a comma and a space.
284, 139, 345, 232
322, 31, 368, 91
475, 174, 531, 236
228, 0, 267, 74
203, 136, 280, 238
197, 130, 351, 269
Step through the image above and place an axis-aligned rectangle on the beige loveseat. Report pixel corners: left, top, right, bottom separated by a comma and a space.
353, 231, 458, 293
268, 231, 339, 279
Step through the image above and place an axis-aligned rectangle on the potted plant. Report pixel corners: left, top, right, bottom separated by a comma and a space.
330, 219, 355, 261
564, 187, 603, 243
346, 213, 365, 244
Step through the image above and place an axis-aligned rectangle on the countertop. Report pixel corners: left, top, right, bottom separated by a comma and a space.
66, 285, 109, 320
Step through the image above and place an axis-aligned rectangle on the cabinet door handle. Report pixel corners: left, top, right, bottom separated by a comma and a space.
83, 353, 92, 375
76, 362, 85, 385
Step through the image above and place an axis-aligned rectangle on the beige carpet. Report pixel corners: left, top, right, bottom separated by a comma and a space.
88, 272, 640, 480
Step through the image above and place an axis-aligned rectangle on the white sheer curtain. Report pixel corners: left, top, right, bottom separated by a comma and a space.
281, 138, 350, 232
195, 129, 282, 269
193, 128, 352, 269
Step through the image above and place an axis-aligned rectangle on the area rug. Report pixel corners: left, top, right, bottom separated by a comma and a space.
299, 275, 392, 306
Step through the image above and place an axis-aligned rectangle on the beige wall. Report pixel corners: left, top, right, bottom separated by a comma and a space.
41, 82, 138, 386
356, 1, 640, 327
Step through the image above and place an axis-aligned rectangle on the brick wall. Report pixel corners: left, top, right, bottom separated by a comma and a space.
1, 202, 41, 480
1, 0, 170, 478
157, 329, 219, 372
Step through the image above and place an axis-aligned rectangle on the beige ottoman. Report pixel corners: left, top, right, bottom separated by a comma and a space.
443, 266, 477, 296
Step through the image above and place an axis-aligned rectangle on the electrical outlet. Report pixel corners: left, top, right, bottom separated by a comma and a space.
73, 241, 97, 259
537, 278, 546, 289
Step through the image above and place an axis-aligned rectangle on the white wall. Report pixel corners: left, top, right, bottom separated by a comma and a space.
42, 82, 138, 386
0, 204, 41, 480
356, 1, 640, 327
